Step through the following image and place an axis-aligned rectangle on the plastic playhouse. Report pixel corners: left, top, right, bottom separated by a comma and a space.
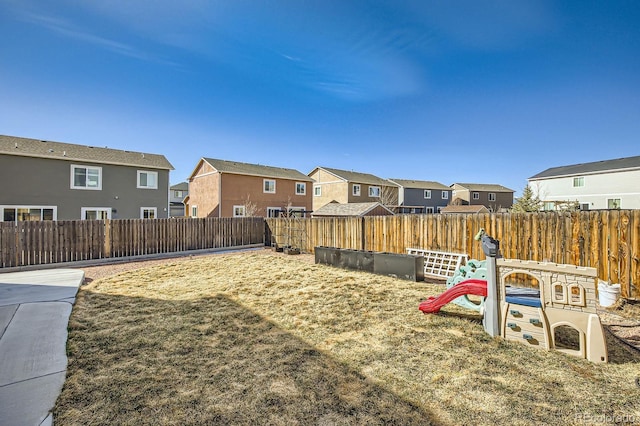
419, 229, 608, 363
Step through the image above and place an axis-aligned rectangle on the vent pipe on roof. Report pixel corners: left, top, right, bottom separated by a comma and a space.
63, 151, 67, 157
14, 143, 18, 148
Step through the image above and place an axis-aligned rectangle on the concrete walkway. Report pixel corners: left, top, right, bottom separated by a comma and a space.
0, 269, 84, 426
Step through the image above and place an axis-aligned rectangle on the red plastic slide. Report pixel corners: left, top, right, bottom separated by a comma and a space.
419, 279, 488, 313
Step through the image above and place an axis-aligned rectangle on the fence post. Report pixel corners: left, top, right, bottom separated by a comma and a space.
104, 219, 111, 258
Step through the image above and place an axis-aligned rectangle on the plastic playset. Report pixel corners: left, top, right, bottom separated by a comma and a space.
419, 229, 608, 363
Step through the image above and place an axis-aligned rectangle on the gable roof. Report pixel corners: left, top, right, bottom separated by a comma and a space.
388, 179, 450, 190
311, 166, 396, 187
312, 201, 394, 217
529, 155, 640, 180
0, 134, 174, 170
440, 205, 490, 214
170, 182, 189, 191
452, 183, 514, 193
200, 158, 313, 181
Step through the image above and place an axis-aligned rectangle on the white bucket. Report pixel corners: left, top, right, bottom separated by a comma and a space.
598, 281, 621, 307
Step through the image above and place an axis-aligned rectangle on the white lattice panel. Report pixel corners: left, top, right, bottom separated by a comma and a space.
406, 248, 468, 279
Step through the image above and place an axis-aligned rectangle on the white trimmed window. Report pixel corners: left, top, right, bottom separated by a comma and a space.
1, 206, 57, 222
573, 177, 585, 187
425, 207, 434, 214
353, 184, 361, 196
295, 182, 306, 195
441, 191, 448, 200
191, 206, 198, 218
233, 205, 246, 217
424, 190, 431, 199
472, 192, 480, 200
141, 207, 157, 219
263, 179, 276, 194
174, 190, 183, 198
137, 171, 158, 189
71, 164, 102, 190
488, 193, 496, 202
608, 199, 621, 209
437, 206, 444, 213
81, 207, 111, 220
314, 185, 321, 196
369, 186, 381, 197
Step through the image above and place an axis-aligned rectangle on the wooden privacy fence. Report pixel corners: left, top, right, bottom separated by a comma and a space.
0, 217, 264, 269
266, 210, 640, 299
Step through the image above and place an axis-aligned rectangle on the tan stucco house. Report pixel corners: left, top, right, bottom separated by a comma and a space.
187, 158, 313, 218
308, 166, 398, 212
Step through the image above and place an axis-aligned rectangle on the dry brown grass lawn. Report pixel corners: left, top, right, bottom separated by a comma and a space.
55, 250, 640, 425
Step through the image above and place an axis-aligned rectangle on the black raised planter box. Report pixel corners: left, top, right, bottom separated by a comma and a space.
314, 247, 423, 281
373, 252, 424, 281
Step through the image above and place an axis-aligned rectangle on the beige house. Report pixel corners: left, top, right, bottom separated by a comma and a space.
308, 166, 398, 212
187, 158, 313, 218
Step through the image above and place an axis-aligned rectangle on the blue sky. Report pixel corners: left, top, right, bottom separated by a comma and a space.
1, 1, 639, 195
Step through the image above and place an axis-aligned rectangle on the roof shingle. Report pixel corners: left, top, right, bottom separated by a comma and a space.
203, 158, 313, 181
315, 167, 395, 186
452, 183, 514, 192
388, 179, 450, 190
529, 155, 640, 179
312, 202, 393, 217
0, 135, 173, 170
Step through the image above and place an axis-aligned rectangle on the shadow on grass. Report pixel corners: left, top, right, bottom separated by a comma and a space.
55, 292, 441, 425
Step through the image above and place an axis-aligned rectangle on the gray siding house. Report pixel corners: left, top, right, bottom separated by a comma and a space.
0, 135, 174, 221
388, 179, 452, 213
450, 183, 515, 212
169, 182, 189, 217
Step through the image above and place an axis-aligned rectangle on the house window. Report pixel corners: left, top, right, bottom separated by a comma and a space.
191, 206, 198, 218
233, 205, 246, 217
353, 184, 361, 196
81, 207, 111, 220
263, 179, 276, 194
608, 199, 621, 209
267, 207, 281, 218
472, 192, 480, 200
573, 177, 585, 187
137, 171, 158, 189
1, 206, 56, 222
442, 191, 448, 200
314, 185, 321, 196
369, 186, 381, 197
424, 190, 431, 199
437, 206, 444, 213
544, 202, 555, 211
295, 182, 306, 195
71, 164, 102, 190
174, 190, 182, 198
488, 193, 496, 202
425, 207, 434, 214
141, 207, 157, 219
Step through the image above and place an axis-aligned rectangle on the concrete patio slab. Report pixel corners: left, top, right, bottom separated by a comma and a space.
0, 269, 84, 426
